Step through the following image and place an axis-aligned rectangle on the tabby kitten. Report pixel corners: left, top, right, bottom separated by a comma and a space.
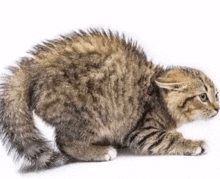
0, 29, 219, 172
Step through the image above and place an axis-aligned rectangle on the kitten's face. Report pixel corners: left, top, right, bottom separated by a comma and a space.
156, 68, 219, 124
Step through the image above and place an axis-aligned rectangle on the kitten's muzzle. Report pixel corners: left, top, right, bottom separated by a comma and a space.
213, 103, 219, 114
211, 108, 219, 118
214, 106, 219, 113
214, 108, 219, 113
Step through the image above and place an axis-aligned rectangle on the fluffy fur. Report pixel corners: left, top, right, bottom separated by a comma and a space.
0, 29, 219, 172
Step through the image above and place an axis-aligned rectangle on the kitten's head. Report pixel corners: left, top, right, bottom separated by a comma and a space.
155, 67, 219, 124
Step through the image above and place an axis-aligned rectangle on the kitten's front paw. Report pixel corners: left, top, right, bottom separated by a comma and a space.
192, 146, 205, 155
192, 142, 206, 156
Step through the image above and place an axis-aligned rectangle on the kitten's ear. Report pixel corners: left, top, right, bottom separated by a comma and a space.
155, 80, 187, 91
155, 69, 189, 91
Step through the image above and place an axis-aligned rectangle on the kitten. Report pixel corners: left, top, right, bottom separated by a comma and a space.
0, 29, 219, 172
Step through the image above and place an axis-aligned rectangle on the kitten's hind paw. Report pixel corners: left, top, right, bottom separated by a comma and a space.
104, 147, 117, 161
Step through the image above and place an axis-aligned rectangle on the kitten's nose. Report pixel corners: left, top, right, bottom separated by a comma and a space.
214, 106, 219, 113
213, 103, 219, 113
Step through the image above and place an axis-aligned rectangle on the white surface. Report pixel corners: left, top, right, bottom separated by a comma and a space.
0, 0, 220, 178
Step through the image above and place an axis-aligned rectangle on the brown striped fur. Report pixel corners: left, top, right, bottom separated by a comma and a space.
0, 29, 219, 172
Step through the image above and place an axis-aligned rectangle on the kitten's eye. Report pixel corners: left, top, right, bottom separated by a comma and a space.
199, 93, 208, 102
216, 93, 219, 101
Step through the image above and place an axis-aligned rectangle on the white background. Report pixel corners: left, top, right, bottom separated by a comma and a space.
0, 0, 220, 178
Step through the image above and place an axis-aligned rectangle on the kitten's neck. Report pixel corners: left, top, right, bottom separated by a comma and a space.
151, 85, 177, 129
138, 71, 177, 129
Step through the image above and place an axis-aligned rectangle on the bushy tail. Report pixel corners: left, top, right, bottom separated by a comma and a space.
0, 58, 69, 172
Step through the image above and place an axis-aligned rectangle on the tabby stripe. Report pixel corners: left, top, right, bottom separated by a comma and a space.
148, 132, 166, 154
154, 113, 165, 128
165, 138, 176, 151
198, 77, 208, 92
137, 131, 158, 147
128, 126, 155, 144
123, 121, 152, 144
180, 96, 196, 108
155, 120, 165, 129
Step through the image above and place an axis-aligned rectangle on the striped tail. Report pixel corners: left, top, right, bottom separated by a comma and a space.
0, 58, 69, 172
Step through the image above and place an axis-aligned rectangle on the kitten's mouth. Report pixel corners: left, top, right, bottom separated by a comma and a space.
207, 111, 219, 119
195, 113, 217, 121
211, 113, 218, 118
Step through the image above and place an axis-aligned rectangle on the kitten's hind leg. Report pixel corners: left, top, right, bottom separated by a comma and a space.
55, 125, 117, 162
126, 128, 206, 156
57, 141, 117, 162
